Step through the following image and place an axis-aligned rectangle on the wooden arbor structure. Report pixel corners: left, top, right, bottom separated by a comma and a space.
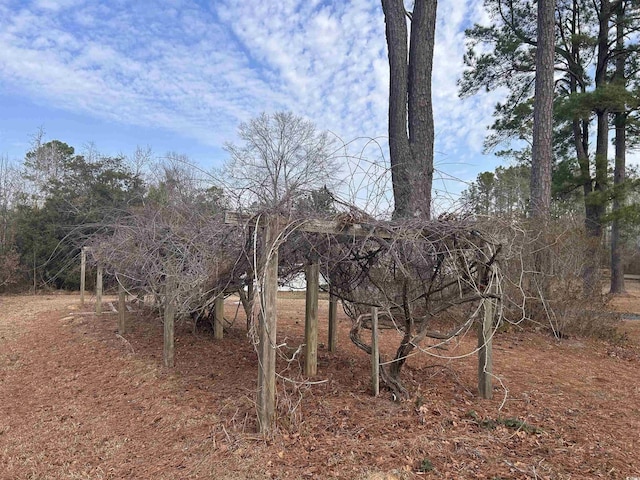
225, 213, 500, 435
81, 213, 499, 436
80, 247, 227, 369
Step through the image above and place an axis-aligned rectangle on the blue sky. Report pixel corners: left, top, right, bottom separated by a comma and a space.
0, 0, 504, 206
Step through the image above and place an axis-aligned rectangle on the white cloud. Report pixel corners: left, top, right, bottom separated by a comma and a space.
33, 0, 84, 12
0, 0, 505, 203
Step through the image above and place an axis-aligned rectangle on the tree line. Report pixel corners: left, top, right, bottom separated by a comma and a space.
0, 114, 338, 293
1, 0, 636, 399
454, 0, 640, 290
3, 0, 639, 297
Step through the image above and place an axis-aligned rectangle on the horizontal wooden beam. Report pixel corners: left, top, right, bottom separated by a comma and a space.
298, 220, 395, 239
224, 211, 395, 239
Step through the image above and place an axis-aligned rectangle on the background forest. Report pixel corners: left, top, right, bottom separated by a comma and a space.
1, 0, 639, 311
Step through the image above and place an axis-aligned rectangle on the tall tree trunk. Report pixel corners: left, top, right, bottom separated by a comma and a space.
529, 0, 556, 301
408, 0, 436, 219
568, 0, 595, 259
529, 0, 555, 219
382, 0, 412, 219
379, 0, 437, 395
582, 0, 612, 294
610, 2, 627, 294
610, 110, 627, 293
382, 0, 436, 220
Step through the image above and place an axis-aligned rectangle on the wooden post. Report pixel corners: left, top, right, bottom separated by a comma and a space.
214, 295, 224, 340
118, 281, 126, 334
478, 286, 495, 399
328, 288, 338, 352
246, 275, 254, 331
95, 263, 103, 315
304, 262, 319, 376
257, 218, 278, 434
80, 247, 86, 307
371, 306, 379, 396
33, 249, 37, 295
163, 275, 175, 368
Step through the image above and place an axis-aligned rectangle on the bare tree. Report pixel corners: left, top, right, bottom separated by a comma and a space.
0, 154, 21, 288
150, 152, 209, 206
224, 112, 338, 211
381, 0, 436, 219
128, 145, 153, 180
23, 129, 71, 206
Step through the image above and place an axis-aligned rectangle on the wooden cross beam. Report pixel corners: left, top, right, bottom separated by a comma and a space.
224, 211, 396, 238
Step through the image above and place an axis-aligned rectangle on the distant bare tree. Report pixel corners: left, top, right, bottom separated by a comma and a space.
0, 154, 22, 288
224, 112, 338, 211
23, 129, 71, 206
128, 145, 153, 181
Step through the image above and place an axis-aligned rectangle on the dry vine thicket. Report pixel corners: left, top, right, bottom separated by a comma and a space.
283, 214, 501, 397
481, 216, 621, 339
90, 204, 251, 328
91, 194, 504, 398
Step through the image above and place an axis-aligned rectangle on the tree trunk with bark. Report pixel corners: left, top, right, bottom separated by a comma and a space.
582, 0, 612, 294
382, 0, 436, 220
529, 0, 555, 219
379, 0, 437, 395
529, 0, 556, 301
610, 2, 627, 294
408, 0, 436, 219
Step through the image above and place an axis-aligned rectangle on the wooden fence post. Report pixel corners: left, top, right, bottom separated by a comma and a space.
371, 306, 379, 396
80, 247, 86, 307
304, 262, 319, 376
118, 281, 126, 334
163, 275, 175, 368
328, 288, 338, 352
214, 295, 224, 340
95, 263, 103, 315
478, 285, 495, 399
257, 217, 278, 434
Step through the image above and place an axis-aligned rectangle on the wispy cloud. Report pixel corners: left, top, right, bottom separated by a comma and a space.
0, 0, 503, 197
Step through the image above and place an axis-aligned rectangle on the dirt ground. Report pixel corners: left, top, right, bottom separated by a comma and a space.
1, 284, 640, 480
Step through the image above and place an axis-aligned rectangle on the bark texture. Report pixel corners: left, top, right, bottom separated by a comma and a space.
529, 0, 555, 219
382, 0, 436, 220
610, 3, 627, 294
582, 0, 612, 294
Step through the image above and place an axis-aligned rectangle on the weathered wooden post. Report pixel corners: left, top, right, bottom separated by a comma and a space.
328, 288, 338, 352
222, 212, 402, 433
478, 284, 495, 399
304, 262, 319, 376
80, 247, 87, 307
214, 295, 224, 340
246, 275, 254, 331
163, 275, 175, 368
371, 306, 379, 396
95, 263, 103, 315
257, 217, 278, 434
118, 281, 126, 334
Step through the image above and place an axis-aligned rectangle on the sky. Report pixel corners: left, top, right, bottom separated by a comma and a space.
0, 0, 505, 207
